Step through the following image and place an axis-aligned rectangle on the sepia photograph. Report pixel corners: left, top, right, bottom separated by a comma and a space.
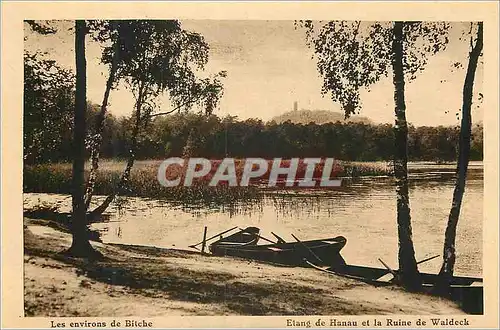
1, 1, 499, 329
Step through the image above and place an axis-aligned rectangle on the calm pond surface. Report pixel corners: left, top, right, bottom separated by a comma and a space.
24, 162, 483, 276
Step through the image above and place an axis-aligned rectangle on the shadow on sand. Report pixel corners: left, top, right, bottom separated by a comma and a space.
24, 226, 393, 316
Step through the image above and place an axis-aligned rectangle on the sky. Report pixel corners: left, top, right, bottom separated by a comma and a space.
24, 20, 484, 127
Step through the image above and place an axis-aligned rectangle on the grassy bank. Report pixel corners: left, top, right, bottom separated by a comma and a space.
23, 159, 393, 201
24, 218, 462, 316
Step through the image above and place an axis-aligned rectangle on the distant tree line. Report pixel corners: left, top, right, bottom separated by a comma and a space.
24, 103, 483, 164
127, 114, 484, 161
24, 51, 483, 165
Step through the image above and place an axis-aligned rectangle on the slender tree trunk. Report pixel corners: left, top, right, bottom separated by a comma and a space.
437, 22, 483, 291
391, 21, 421, 290
67, 20, 100, 258
84, 43, 119, 211
89, 90, 144, 217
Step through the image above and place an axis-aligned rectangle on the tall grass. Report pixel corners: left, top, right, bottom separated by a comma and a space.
23, 161, 261, 207
342, 161, 394, 178
23, 159, 393, 203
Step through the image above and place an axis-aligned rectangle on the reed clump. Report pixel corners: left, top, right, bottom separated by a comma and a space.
23, 159, 393, 201
23, 161, 261, 205
339, 161, 394, 178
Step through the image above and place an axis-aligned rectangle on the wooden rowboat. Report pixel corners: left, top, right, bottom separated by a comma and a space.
307, 261, 483, 314
210, 226, 261, 247
210, 235, 348, 267
308, 262, 482, 286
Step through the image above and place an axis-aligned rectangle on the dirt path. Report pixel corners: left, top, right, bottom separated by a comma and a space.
23, 219, 463, 317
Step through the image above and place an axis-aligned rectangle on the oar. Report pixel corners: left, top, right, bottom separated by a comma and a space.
189, 226, 238, 249
376, 255, 439, 279
417, 254, 439, 265
237, 227, 275, 244
271, 231, 286, 244
291, 233, 324, 265
378, 258, 398, 278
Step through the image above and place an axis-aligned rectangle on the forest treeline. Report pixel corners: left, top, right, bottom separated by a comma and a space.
24, 50, 483, 165
25, 102, 484, 164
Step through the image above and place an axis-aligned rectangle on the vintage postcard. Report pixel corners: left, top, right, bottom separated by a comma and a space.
1, 1, 499, 329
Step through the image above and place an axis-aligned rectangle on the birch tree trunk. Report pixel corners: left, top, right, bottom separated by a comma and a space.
88, 88, 144, 218
391, 21, 421, 290
437, 22, 483, 291
84, 44, 119, 211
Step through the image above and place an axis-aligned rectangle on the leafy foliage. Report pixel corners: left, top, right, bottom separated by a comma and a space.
24, 52, 75, 163
90, 20, 225, 116
299, 21, 449, 117
25, 20, 58, 35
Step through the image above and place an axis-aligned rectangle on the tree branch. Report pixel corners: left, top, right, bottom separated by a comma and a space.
147, 90, 207, 118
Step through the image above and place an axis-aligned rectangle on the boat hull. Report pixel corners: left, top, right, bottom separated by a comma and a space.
210, 227, 260, 246
210, 236, 347, 267
328, 263, 482, 286
310, 262, 483, 314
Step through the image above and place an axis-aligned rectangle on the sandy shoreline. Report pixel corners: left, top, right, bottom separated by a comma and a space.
23, 218, 464, 317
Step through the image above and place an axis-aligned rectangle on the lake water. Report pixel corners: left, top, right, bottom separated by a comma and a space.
24, 162, 483, 277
